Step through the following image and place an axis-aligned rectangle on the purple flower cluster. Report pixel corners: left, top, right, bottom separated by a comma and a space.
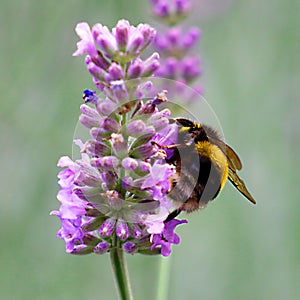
150, 0, 191, 25
150, 0, 203, 103
51, 20, 187, 257
154, 27, 202, 82
73, 20, 160, 92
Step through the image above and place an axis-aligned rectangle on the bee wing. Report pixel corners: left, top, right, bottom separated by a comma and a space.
228, 168, 256, 204
224, 144, 242, 171
208, 136, 242, 171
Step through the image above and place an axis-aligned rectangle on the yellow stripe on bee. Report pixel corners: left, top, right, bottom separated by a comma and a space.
179, 127, 191, 133
196, 141, 229, 190
179, 123, 201, 133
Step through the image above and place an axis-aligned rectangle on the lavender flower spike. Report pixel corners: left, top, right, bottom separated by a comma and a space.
52, 18, 188, 258
150, 0, 204, 103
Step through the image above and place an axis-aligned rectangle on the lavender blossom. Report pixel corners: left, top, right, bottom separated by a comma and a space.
73, 19, 159, 94
150, 0, 203, 104
150, 0, 191, 25
151, 219, 188, 256
52, 19, 187, 257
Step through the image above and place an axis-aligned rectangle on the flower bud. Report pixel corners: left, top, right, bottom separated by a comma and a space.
164, 57, 178, 78
80, 115, 99, 129
99, 217, 116, 237
91, 156, 120, 170
141, 53, 160, 77
75, 168, 101, 187
93, 24, 117, 58
122, 176, 134, 190
167, 27, 181, 46
130, 224, 143, 239
92, 51, 110, 70
106, 63, 124, 81
154, 34, 168, 51
126, 120, 146, 137
85, 56, 107, 81
83, 233, 101, 245
94, 241, 109, 254
99, 117, 120, 133
70, 245, 94, 255
181, 56, 201, 80
154, 2, 169, 17
127, 59, 144, 79
138, 24, 156, 50
85, 140, 111, 157
74, 186, 103, 202
115, 19, 130, 51
90, 127, 112, 139
175, 0, 191, 14
80, 104, 100, 119
96, 97, 117, 116
123, 241, 137, 254
139, 161, 151, 173
182, 27, 201, 49
129, 143, 154, 159
122, 157, 138, 170
100, 171, 117, 186
127, 33, 144, 55
116, 219, 130, 240
148, 116, 169, 131
111, 133, 128, 158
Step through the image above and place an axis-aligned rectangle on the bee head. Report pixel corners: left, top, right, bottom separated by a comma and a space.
174, 118, 195, 128
173, 118, 201, 133
171, 118, 208, 145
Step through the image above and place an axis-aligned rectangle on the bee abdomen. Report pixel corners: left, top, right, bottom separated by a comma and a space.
167, 165, 198, 206
168, 153, 226, 213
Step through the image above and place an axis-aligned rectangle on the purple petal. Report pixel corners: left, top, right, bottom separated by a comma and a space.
85, 56, 107, 81
93, 24, 117, 57
105, 63, 124, 81
182, 27, 201, 49
127, 32, 144, 55
115, 19, 130, 51
144, 206, 169, 234
73, 22, 97, 57
167, 27, 182, 46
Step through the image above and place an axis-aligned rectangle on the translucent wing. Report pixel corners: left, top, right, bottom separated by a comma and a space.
224, 144, 242, 171
207, 132, 256, 204
228, 168, 256, 204
208, 135, 242, 171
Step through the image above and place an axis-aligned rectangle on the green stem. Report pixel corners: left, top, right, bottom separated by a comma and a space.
110, 247, 134, 300
156, 256, 171, 300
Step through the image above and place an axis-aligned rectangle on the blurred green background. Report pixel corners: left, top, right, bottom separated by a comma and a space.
1, 0, 299, 299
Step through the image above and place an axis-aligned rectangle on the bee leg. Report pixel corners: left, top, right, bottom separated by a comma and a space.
164, 209, 182, 223
151, 141, 184, 149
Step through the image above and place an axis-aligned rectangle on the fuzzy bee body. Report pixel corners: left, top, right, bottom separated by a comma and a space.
165, 118, 256, 219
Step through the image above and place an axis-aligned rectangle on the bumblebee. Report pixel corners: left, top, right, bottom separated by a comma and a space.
164, 118, 256, 220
